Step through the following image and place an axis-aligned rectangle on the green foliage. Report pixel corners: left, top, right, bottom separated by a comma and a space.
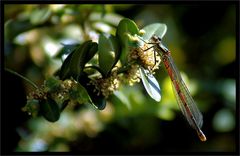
59, 41, 98, 80
68, 82, 93, 106
98, 34, 120, 77
55, 43, 80, 59
68, 41, 95, 80
44, 76, 61, 93
40, 98, 60, 122
4, 4, 236, 152
116, 18, 141, 65
18, 16, 166, 122
59, 50, 75, 80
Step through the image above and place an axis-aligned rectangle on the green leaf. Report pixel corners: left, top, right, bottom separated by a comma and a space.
70, 41, 95, 80
59, 50, 75, 80
85, 42, 98, 63
30, 8, 51, 25
40, 98, 60, 122
55, 43, 80, 59
116, 18, 140, 39
139, 67, 161, 102
116, 18, 140, 65
44, 76, 61, 93
142, 23, 167, 41
69, 82, 93, 105
59, 41, 97, 80
98, 34, 120, 77
78, 74, 107, 110
60, 100, 69, 112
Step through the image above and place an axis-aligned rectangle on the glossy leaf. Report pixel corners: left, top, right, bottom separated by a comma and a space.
59, 41, 97, 80
69, 82, 93, 105
44, 76, 61, 93
142, 23, 167, 41
70, 41, 93, 79
116, 18, 140, 39
78, 74, 107, 110
139, 67, 161, 102
59, 50, 75, 80
55, 43, 80, 59
85, 42, 98, 63
98, 34, 120, 77
116, 18, 140, 65
40, 98, 60, 122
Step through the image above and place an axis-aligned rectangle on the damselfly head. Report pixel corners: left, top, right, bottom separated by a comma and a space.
150, 35, 169, 54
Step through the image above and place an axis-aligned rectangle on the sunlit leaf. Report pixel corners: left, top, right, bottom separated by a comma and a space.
142, 23, 167, 41
70, 41, 93, 79
98, 34, 120, 77
116, 18, 140, 65
139, 67, 161, 102
59, 41, 97, 80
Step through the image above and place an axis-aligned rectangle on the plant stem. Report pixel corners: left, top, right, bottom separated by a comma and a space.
5, 68, 38, 89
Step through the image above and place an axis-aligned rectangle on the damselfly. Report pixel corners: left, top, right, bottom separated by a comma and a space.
147, 35, 207, 141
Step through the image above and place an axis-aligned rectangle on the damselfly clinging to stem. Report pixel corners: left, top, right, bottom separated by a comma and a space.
144, 35, 207, 141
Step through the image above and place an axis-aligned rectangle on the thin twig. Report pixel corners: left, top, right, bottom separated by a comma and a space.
5, 68, 38, 89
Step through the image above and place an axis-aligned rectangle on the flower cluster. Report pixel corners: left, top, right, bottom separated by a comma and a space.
89, 71, 120, 98
23, 78, 77, 114
27, 85, 47, 101
129, 42, 161, 72
120, 64, 141, 86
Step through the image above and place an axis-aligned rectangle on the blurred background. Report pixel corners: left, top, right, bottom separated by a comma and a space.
3, 4, 237, 154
